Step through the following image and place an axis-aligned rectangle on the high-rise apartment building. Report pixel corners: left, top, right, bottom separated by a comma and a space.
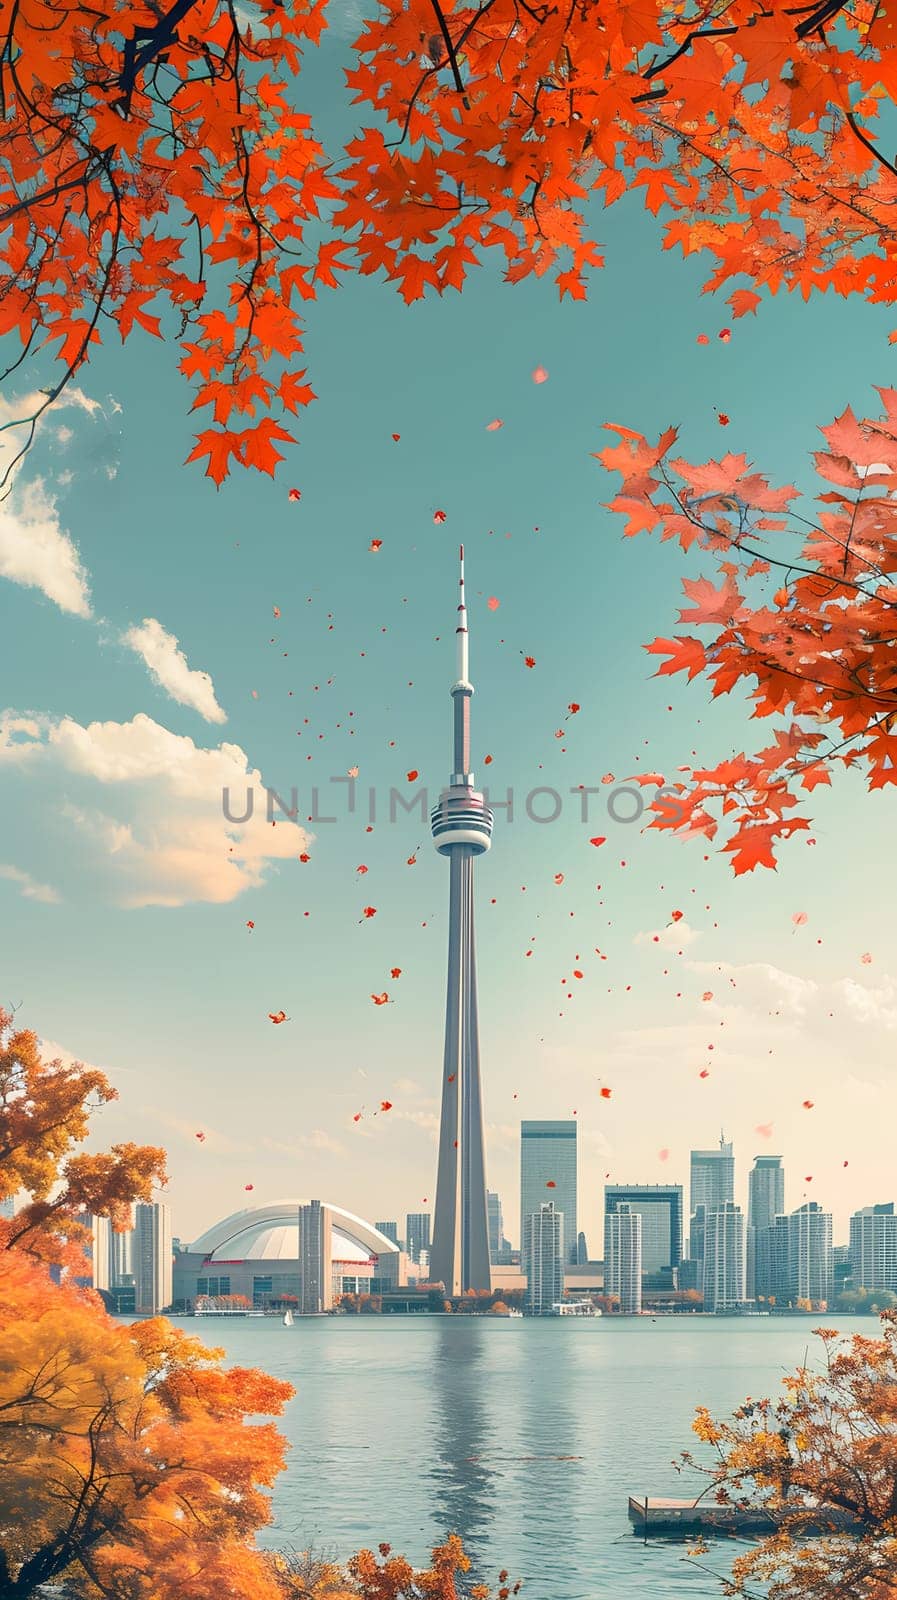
405, 1212, 431, 1264
134, 1202, 173, 1315
376, 1221, 400, 1246
703, 1202, 746, 1311
603, 1185, 683, 1274
748, 1156, 785, 1233
850, 1203, 897, 1294
524, 1202, 564, 1315
690, 1135, 735, 1220
521, 1121, 577, 1267
604, 1202, 642, 1314
786, 1202, 833, 1306
299, 1199, 333, 1314
90, 1215, 112, 1294
487, 1191, 512, 1264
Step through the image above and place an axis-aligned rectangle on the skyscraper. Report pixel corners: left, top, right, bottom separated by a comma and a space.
849, 1204, 897, 1294
405, 1211, 431, 1264
748, 1156, 785, 1232
134, 1202, 172, 1315
487, 1191, 509, 1264
376, 1221, 400, 1246
299, 1200, 333, 1314
524, 1202, 564, 1315
703, 1203, 746, 1312
604, 1184, 683, 1274
690, 1134, 735, 1219
786, 1202, 833, 1306
520, 1121, 577, 1267
430, 549, 494, 1297
90, 1215, 112, 1294
605, 1203, 642, 1314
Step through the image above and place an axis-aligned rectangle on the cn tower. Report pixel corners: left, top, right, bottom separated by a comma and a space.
429, 546, 494, 1296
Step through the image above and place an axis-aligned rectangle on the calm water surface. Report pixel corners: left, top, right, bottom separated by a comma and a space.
176, 1315, 826, 1599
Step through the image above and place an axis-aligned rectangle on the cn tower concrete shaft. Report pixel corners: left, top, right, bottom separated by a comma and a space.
430, 547, 493, 1296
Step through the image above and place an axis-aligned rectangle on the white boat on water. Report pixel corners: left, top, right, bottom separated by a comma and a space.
283, 1308, 294, 1326
507, 1308, 524, 1318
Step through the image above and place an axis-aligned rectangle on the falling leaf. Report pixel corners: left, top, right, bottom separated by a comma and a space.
546, 1180, 557, 1188
718, 412, 730, 426
696, 333, 709, 345
288, 488, 301, 502
484, 753, 493, 764
487, 596, 500, 611
390, 967, 402, 978
719, 328, 732, 342
792, 911, 808, 926
362, 906, 377, 919
369, 538, 383, 552
244, 1183, 254, 1191
861, 952, 873, 963
699, 1069, 710, 1079
554, 873, 564, 885
246, 920, 255, 929
371, 992, 390, 1006
353, 1112, 362, 1122
567, 702, 580, 714
802, 1099, 814, 1109
671, 910, 683, 922
406, 769, 419, 782
599, 1086, 612, 1100
380, 1100, 393, 1111
299, 852, 310, 863
273, 605, 281, 618
433, 510, 447, 524
348, 766, 359, 778
523, 655, 536, 669
486, 418, 504, 431
195, 1131, 206, 1142
392, 433, 400, 441
532, 366, 549, 383
589, 836, 607, 847
702, 991, 713, 1001
356, 864, 369, 875
268, 1011, 288, 1024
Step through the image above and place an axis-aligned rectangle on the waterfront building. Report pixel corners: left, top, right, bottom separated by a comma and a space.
690, 1135, 734, 1260
430, 548, 494, 1296
90, 1214, 112, 1293
604, 1184, 683, 1274
376, 1220, 400, 1246
134, 1201, 173, 1315
487, 1190, 512, 1264
299, 1199, 333, 1314
702, 1202, 746, 1312
576, 1230, 589, 1265
849, 1203, 897, 1294
405, 1212, 431, 1264
521, 1121, 577, 1267
748, 1156, 785, 1233
524, 1202, 564, 1315
786, 1202, 834, 1306
110, 1213, 134, 1284
172, 1200, 401, 1310
604, 1202, 642, 1314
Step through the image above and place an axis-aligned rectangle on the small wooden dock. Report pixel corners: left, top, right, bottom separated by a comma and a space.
628, 1496, 862, 1538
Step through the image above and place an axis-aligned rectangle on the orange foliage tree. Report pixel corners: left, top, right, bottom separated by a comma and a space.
684, 1313, 897, 1599
3, 0, 897, 488
0, 1006, 167, 1271
269, 1539, 519, 1600
598, 392, 897, 872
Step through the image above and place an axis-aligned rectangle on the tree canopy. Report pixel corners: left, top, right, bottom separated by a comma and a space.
685, 1312, 897, 1600
2, 0, 896, 485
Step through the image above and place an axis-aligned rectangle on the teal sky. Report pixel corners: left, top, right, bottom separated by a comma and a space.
1, 22, 895, 1251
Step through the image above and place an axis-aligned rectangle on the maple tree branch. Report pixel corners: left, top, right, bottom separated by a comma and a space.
844, 109, 897, 183
429, 0, 470, 107
641, 22, 739, 84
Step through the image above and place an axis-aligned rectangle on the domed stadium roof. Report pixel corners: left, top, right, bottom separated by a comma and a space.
189, 1201, 399, 1265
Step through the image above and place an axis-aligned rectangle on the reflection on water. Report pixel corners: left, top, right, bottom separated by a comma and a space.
174, 1316, 829, 1599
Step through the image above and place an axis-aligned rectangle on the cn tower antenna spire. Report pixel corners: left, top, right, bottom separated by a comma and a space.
457, 543, 469, 687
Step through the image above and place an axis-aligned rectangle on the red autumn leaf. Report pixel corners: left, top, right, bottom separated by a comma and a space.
546, 1180, 557, 1188
380, 1100, 392, 1111
369, 538, 383, 552
532, 367, 549, 384
523, 655, 536, 669
268, 1011, 288, 1024
390, 967, 402, 978
599, 1086, 612, 1099
246, 920, 255, 929
433, 510, 447, 524
590, 836, 607, 847
371, 992, 389, 1005
671, 909, 683, 921
288, 488, 301, 503
718, 412, 730, 426
406, 769, 419, 782
362, 906, 377, 918
487, 596, 500, 611
486, 419, 504, 431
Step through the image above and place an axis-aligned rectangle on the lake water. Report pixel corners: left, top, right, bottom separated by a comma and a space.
177, 1315, 826, 1599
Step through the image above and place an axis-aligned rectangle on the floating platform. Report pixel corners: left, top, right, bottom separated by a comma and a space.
628, 1496, 862, 1537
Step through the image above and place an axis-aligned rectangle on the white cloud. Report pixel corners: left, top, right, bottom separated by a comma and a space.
0, 709, 311, 907
0, 477, 91, 616
0, 386, 105, 432
122, 618, 227, 724
0, 863, 60, 904
835, 976, 897, 1031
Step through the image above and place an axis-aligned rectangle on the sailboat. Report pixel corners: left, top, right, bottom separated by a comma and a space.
282, 1308, 294, 1326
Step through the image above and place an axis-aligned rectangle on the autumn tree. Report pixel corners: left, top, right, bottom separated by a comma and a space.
0, 1007, 167, 1271
0, 1248, 294, 1599
3, 0, 897, 488
598, 390, 897, 872
268, 1538, 518, 1600
684, 1312, 897, 1600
